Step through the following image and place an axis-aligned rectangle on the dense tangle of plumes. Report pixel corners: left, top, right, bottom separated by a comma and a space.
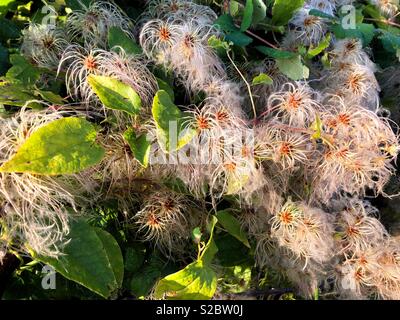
65, 0, 133, 47
0, 108, 98, 259
58, 45, 158, 119
133, 189, 200, 256
10, 0, 400, 299
139, 4, 225, 94
21, 24, 69, 70
371, 0, 399, 18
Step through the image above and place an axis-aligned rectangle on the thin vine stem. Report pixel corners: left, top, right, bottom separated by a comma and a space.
226, 49, 257, 123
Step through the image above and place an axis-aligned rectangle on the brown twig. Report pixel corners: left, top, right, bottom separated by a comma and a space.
364, 18, 400, 28
234, 23, 280, 49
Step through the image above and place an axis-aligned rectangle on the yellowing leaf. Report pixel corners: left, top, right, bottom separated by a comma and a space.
154, 260, 217, 300
0, 117, 105, 175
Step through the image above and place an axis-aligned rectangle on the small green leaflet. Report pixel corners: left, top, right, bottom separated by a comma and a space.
252, 0, 267, 26
154, 216, 218, 300
6, 54, 42, 85
152, 90, 196, 153
307, 34, 331, 58
276, 55, 309, 80
108, 26, 142, 55
241, 0, 253, 31
272, 0, 305, 26
309, 8, 336, 20
214, 14, 253, 47
153, 260, 217, 300
87, 75, 142, 116
216, 210, 250, 248
252, 73, 273, 85
0, 117, 105, 175
123, 128, 151, 168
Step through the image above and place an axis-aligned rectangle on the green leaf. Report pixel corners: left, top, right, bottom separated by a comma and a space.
152, 90, 196, 153
0, 17, 20, 39
225, 31, 253, 46
130, 253, 178, 297
309, 8, 336, 20
0, 44, 9, 76
0, 117, 105, 175
215, 233, 252, 267
363, 5, 388, 29
156, 77, 174, 100
154, 260, 217, 300
32, 219, 124, 299
252, 0, 267, 26
331, 23, 376, 46
214, 14, 253, 47
199, 215, 219, 265
379, 30, 400, 53
307, 34, 331, 58
0, 80, 40, 107
252, 73, 273, 85
256, 46, 298, 59
216, 210, 250, 248
124, 244, 146, 273
219, 264, 252, 294
108, 26, 142, 55
192, 227, 203, 244
34, 89, 65, 105
123, 128, 151, 168
208, 35, 231, 56
87, 75, 142, 116
276, 55, 309, 80
214, 14, 237, 32
65, 0, 91, 11
225, 164, 251, 195
6, 54, 41, 85
272, 0, 305, 26
230, 1, 240, 16
241, 0, 254, 31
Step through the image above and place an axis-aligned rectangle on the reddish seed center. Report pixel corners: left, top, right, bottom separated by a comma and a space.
197, 116, 210, 130
84, 56, 97, 71
148, 214, 160, 226
224, 162, 236, 172
346, 226, 359, 237
216, 111, 229, 123
279, 142, 292, 155
279, 210, 293, 224
287, 94, 301, 109
335, 148, 349, 159
338, 113, 351, 125
159, 27, 171, 41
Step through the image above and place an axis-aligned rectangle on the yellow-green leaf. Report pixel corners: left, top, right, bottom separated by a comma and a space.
252, 73, 273, 85
0, 117, 105, 175
216, 210, 250, 248
123, 128, 151, 168
87, 75, 142, 115
154, 260, 217, 300
152, 90, 196, 153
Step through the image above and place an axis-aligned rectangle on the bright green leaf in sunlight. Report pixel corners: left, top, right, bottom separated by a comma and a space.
0, 117, 105, 175
88, 75, 142, 115
152, 90, 196, 153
